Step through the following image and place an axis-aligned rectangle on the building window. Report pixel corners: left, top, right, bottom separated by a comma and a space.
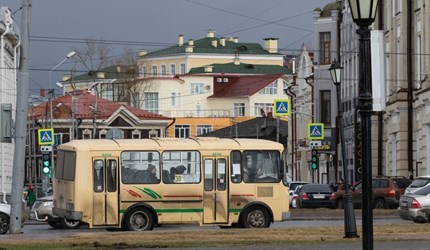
196, 125, 212, 136
144, 92, 159, 113
161, 65, 166, 76
171, 92, 177, 106
175, 125, 190, 138
233, 103, 245, 117
132, 130, 141, 139
139, 65, 147, 77
255, 103, 273, 117
170, 64, 176, 75
83, 129, 92, 139
320, 90, 331, 125
180, 63, 186, 74
191, 83, 204, 94
258, 80, 278, 95
319, 32, 331, 65
152, 65, 157, 76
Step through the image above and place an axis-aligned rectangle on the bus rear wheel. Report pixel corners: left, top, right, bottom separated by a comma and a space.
241, 206, 270, 228
60, 217, 81, 229
124, 207, 154, 231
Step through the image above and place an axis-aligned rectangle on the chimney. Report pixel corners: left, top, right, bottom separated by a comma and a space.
188, 39, 194, 46
263, 38, 278, 53
219, 37, 225, 46
116, 66, 121, 72
40, 88, 45, 97
138, 49, 147, 57
62, 74, 71, 81
204, 66, 213, 73
178, 34, 184, 46
207, 29, 215, 38
211, 40, 217, 48
233, 37, 238, 43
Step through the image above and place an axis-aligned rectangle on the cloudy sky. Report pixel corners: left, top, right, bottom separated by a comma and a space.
0, 0, 332, 95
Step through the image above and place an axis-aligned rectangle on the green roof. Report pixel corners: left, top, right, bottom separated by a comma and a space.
320, 1, 341, 17
188, 63, 291, 75
145, 37, 279, 57
72, 65, 137, 81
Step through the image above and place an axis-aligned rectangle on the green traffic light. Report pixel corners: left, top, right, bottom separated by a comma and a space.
43, 161, 50, 167
311, 163, 317, 169
42, 166, 51, 174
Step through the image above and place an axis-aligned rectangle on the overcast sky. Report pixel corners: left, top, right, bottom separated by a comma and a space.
0, 0, 332, 96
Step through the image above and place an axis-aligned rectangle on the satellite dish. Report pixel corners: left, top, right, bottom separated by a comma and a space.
106, 128, 123, 139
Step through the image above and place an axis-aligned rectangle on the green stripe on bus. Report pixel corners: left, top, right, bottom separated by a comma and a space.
229, 209, 242, 213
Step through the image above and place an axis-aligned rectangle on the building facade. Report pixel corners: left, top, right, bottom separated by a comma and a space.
0, 7, 20, 202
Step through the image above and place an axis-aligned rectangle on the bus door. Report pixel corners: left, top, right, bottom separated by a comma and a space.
203, 157, 228, 224
92, 157, 119, 226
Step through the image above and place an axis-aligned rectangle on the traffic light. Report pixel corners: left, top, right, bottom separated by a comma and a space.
311, 149, 319, 170
42, 153, 51, 174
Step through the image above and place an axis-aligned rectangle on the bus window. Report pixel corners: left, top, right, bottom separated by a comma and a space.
162, 151, 200, 184
204, 159, 213, 191
107, 160, 117, 192
217, 158, 226, 191
56, 150, 76, 181
94, 160, 104, 192
230, 151, 242, 183
242, 150, 280, 183
121, 151, 160, 184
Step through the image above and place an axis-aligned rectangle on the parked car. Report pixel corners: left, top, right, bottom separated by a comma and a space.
30, 195, 81, 229
398, 184, 430, 223
0, 203, 10, 234
290, 184, 305, 208
404, 175, 430, 194
296, 184, 336, 209
334, 176, 412, 209
288, 181, 309, 206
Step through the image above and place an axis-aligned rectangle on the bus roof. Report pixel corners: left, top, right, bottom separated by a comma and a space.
57, 137, 284, 152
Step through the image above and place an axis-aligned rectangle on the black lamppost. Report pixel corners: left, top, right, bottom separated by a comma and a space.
329, 60, 358, 239
347, 0, 379, 249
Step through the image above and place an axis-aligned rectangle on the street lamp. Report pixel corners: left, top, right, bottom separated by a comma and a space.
329, 60, 358, 239
347, 0, 379, 249
56, 82, 78, 140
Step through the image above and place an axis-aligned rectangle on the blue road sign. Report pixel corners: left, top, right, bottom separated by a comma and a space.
273, 99, 291, 117
307, 123, 324, 140
38, 128, 54, 145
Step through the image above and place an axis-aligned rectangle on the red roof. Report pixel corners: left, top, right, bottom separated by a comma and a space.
209, 74, 283, 98
29, 92, 170, 120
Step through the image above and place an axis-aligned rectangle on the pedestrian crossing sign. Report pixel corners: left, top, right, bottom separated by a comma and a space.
38, 128, 54, 145
273, 99, 291, 117
307, 123, 324, 140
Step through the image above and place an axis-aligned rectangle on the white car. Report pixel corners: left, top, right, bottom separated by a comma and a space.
288, 181, 309, 206
0, 203, 11, 234
405, 176, 430, 194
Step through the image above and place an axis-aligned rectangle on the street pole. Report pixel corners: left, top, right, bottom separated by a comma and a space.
10, 0, 32, 234
357, 23, 374, 250
329, 61, 359, 238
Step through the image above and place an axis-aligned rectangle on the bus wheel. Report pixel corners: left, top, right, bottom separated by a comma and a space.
124, 207, 154, 231
47, 220, 63, 229
241, 206, 270, 228
60, 217, 81, 229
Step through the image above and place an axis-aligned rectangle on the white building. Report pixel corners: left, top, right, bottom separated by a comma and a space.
0, 6, 20, 203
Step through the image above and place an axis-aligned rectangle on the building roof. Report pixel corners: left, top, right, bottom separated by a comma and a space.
319, 0, 342, 17
70, 65, 137, 82
208, 74, 284, 98
145, 37, 279, 57
29, 91, 170, 121
199, 117, 288, 146
188, 63, 290, 75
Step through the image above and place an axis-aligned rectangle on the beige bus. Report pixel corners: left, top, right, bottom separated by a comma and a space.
53, 137, 290, 231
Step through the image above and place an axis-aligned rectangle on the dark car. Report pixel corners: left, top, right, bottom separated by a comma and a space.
334, 176, 412, 209
296, 184, 336, 209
